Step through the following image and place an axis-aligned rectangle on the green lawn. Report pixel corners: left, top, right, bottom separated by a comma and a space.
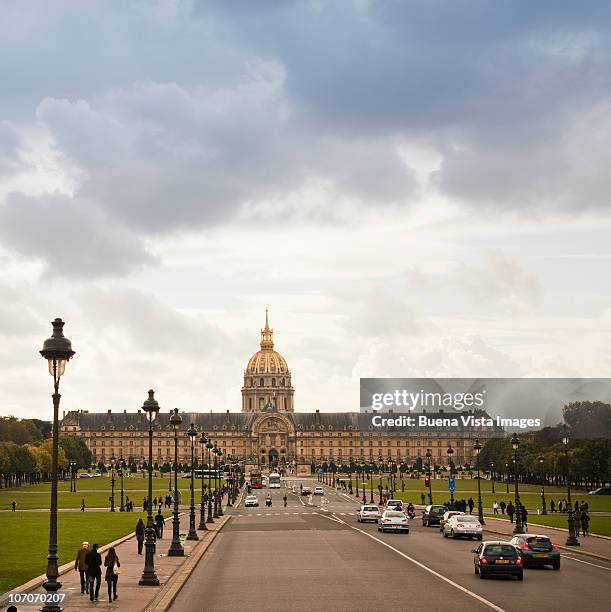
0, 511, 168, 592
0, 475, 224, 510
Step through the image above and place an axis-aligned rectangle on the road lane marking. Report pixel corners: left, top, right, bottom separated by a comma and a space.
564, 556, 611, 571
319, 514, 505, 612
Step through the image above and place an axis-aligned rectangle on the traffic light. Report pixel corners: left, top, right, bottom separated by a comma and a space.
424, 474, 430, 486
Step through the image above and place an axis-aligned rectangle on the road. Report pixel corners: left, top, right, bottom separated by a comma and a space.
171, 479, 611, 612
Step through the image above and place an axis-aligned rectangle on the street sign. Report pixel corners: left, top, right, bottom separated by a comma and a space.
448, 476, 455, 493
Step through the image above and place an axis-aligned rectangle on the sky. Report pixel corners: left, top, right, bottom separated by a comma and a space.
1, 0, 611, 420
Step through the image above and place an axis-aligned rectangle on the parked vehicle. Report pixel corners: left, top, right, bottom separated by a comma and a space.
588, 487, 611, 495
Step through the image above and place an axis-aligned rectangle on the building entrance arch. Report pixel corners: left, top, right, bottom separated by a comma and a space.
268, 448, 279, 469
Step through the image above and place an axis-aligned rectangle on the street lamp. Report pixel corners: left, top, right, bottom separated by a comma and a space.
109, 455, 116, 512
505, 462, 509, 494
561, 425, 580, 546
538, 453, 547, 516
186, 424, 199, 541
473, 440, 486, 526
511, 433, 524, 535
490, 462, 495, 494
215, 447, 224, 517
425, 448, 433, 504
139, 390, 160, 586
359, 461, 367, 504
447, 445, 455, 507
40, 318, 75, 612
198, 433, 209, 530
168, 409, 185, 556
118, 457, 125, 512
69, 460, 77, 493
206, 439, 214, 524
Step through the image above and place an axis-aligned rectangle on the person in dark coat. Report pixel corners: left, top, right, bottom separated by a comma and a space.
468, 497, 475, 514
580, 509, 590, 536
550, 499, 555, 513
85, 543, 102, 601
104, 547, 120, 602
136, 518, 146, 554
155, 510, 164, 538
500, 500, 506, 514
507, 501, 515, 523
522, 506, 528, 531
74, 541, 89, 594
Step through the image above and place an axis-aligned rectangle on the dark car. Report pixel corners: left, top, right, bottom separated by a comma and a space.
473, 541, 523, 580
422, 504, 448, 527
509, 534, 560, 569
588, 487, 611, 495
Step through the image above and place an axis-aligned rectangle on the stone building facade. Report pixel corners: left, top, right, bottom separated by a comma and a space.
60, 312, 503, 473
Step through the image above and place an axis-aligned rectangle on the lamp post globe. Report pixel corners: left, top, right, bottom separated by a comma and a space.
186, 424, 199, 541
198, 433, 209, 530
138, 390, 161, 586
510, 433, 524, 535
473, 439, 486, 525
40, 318, 75, 612
167, 408, 184, 556
562, 425, 580, 546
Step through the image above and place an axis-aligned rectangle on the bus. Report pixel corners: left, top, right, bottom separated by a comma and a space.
269, 472, 281, 488
250, 469, 263, 489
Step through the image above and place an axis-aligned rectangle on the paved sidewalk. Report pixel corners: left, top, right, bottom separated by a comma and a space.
27, 510, 229, 610
482, 516, 611, 560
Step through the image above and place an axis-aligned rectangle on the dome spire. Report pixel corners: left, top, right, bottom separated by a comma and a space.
260, 306, 274, 349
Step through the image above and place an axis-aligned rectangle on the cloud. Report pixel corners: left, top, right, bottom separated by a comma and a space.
0, 192, 157, 278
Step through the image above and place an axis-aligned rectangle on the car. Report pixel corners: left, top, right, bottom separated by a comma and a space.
588, 487, 611, 495
385, 499, 403, 511
378, 510, 410, 533
509, 534, 561, 569
79, 473, 92, 478
443, 514, 483, 540
301, 487, 312, 496
244, 495, 259, 507
314, 486, 324, 496
439, 510, 465, 533
357, 505, 380, 523
472, 541, 523, 580
422, 504, 448, 527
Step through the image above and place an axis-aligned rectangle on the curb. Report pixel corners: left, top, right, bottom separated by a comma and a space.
482, 516, 611, 541
144, 516, 232, 612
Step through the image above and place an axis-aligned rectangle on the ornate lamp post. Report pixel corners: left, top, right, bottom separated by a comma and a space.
139, 390, 160, 586
425, 448, 433, 504
538, 453, 547, 515
505, 462, 510, 494
359, 461, 367, 504
206, 439, 214, 524
40, 318, 75, 612
198, 433, 209, 530
511, 433, 524, 535
490, 462, 495, 494
69, 460, 77, 492
473, 439, 486, 525
215, 447, 224, 517
355, 463, 359, 497
168, 409, 185, 556
562, 425, 580, 546
186, 424, 199, 541
447, 445, 455, 507
118, 457, 125, 512
109, 455, 116, 512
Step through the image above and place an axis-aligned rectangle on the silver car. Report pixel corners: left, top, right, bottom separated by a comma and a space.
443, 514, 483, 540
439, 510, 465, 533
357, 505, 380, 523
377, 510, 410, 533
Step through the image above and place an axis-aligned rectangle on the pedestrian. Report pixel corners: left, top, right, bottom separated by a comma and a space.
74, 541, 89, 594
153, 496, 157, 508
11, 500, 16, 512
81, 498, 86, 512
507, 501, 515, 523
493, 500, 499, 515
558, 500, 563, 513
500, 500, 506, 514
468, 497, 474, 514
158, 503, 162, 513
143, 497, 147, 512
574, 500, 579, 514
522, 506, 528, 531
104, 546, 120, 602
580, 509, 590, 536
136, 518, 145, 554
85, 543, 102, 601
550, 499, 555, 513
155, 510, 164, 538
421, 492, 425, 505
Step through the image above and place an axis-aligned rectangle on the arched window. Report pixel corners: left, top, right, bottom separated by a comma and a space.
272, 378, 276, 387
260, 377, 264, 387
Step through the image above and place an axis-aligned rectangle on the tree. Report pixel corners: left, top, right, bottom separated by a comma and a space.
563, 401, 611, 438
60, 435, 92, 468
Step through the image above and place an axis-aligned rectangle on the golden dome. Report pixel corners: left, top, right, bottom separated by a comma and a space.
246, 308, 290, 375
